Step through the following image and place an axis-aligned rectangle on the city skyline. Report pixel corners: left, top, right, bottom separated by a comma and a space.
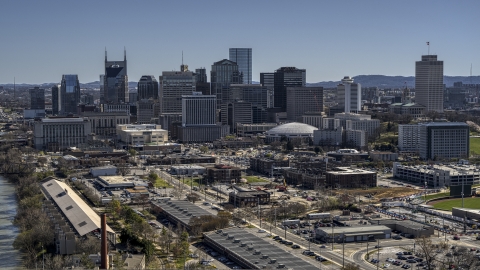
0, 0, 479, 84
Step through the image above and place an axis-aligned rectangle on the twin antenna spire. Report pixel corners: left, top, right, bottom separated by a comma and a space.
104, 47, 126, 61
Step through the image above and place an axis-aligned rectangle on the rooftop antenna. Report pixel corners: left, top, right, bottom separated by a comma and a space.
105, 47, 107, 62
124, 46, 126, 61
182, 51, 184, 65
427, 41, 430, 55
14, 77, 15, 100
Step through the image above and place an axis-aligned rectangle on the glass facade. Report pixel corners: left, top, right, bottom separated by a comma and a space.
60, 75, 80, 115
104, 51, 128, 104
137, 75, 159, 101
273, 67, 306, 111
229, 48, 252, 84
210, 59, 243, 107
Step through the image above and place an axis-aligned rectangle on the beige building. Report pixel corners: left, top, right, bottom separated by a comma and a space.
116, 124, 168, 146
415, 55, 444, 113
34, 117, 92, 151
83, 112, 130, 137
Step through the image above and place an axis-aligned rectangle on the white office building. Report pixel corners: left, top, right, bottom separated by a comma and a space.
116, 124, 168, 146
398, 124, 420, 152
336, 76, 361, 113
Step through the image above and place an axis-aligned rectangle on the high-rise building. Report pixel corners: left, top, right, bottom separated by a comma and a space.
52, 85, 60, 115
260, 73, 275, 108
229, 48, 252, 84
159, 69, 196, 114
194, 68, 210, 95
418, 122, 469, 160
221, 101, 253, 133
136, 99, 157, 124
415, 55, 444, 113
29, 87, 45, 110
60, 74, 81, 115
182, 92, 216, 126
210, 59, 243, 106
286, 86, 323, 122
273, 67, 306, 112
137, 75, 158, 101
228, 84, 272, 123
336, 76, 361, 113
103, 50, 128, 104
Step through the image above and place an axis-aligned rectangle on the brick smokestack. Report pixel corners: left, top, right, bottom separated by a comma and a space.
101, 213, 109, 269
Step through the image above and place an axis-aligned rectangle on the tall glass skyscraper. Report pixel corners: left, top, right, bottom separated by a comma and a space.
229, 48, 252, 84
60, 74, 80, 115
103, 49, 128, 104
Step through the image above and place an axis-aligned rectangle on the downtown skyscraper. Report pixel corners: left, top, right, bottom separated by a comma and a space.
137, 75, 158, 101
229, 48, 252, 84
415, 55, 444, 113
273, 67, 306, 112
103, 49, 128, 104
60, 74, 80, 115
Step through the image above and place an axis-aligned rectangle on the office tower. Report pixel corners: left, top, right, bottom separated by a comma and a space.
137, 75, 158, 101
137, 99, 157, 124
159, 68, 196, 114
228, 84, 272, 123
195, 68, 208, 83
80, 93, 94, 105
99, 74, 105, 103
221, 101, 253, 133
229, 48, 252, 84
129, 91, 138, 105
260, 72, 275, 108
286, 86, 323, 121
210, 59, 243, 106
415, 55, 444, 113
52, 85, 60, 115
195, 68, 210, 95
273, 67, 306, 112
60, 74, 81, 115
419, 122, 469, 160
336, 76, 362, 113
182, 92, 216, 126
29, 87, 45, 110
103, 49, 128, 104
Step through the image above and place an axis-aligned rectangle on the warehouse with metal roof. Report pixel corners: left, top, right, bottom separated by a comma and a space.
204, 228, 319, 270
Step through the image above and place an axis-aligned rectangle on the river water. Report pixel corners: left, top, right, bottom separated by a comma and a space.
0, 175, 22, 269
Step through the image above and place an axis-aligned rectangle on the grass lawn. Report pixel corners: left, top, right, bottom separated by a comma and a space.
154, 177, 173, 188
182, 177, 202, 187
432, 197, 480, 211
423, 192, 450, 201
470, 137, 480, 156
244, 176, 266, 183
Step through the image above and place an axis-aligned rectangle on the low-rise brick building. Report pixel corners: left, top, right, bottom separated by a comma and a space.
205, 164, 242, 183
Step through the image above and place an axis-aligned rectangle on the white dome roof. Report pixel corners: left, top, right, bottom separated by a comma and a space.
266, 122, 318, 136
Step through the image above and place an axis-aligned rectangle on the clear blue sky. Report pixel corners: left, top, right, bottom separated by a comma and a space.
1, 0, 479, 84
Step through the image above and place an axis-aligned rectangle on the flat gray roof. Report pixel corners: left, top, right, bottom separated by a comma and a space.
153, 200, 213, 226
205, 228, 318, 270
316, 225, 390, 235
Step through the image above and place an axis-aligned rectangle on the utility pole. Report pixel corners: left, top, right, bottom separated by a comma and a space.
376, 239, 380, 270
342, 236, 345, 269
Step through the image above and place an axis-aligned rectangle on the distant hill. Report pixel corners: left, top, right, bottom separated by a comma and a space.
309, 75, 480, 89
2, 75, 480, 89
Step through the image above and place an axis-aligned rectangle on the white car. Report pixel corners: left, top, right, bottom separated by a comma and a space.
258, 229, 266, 233
383, 263, 390, 268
